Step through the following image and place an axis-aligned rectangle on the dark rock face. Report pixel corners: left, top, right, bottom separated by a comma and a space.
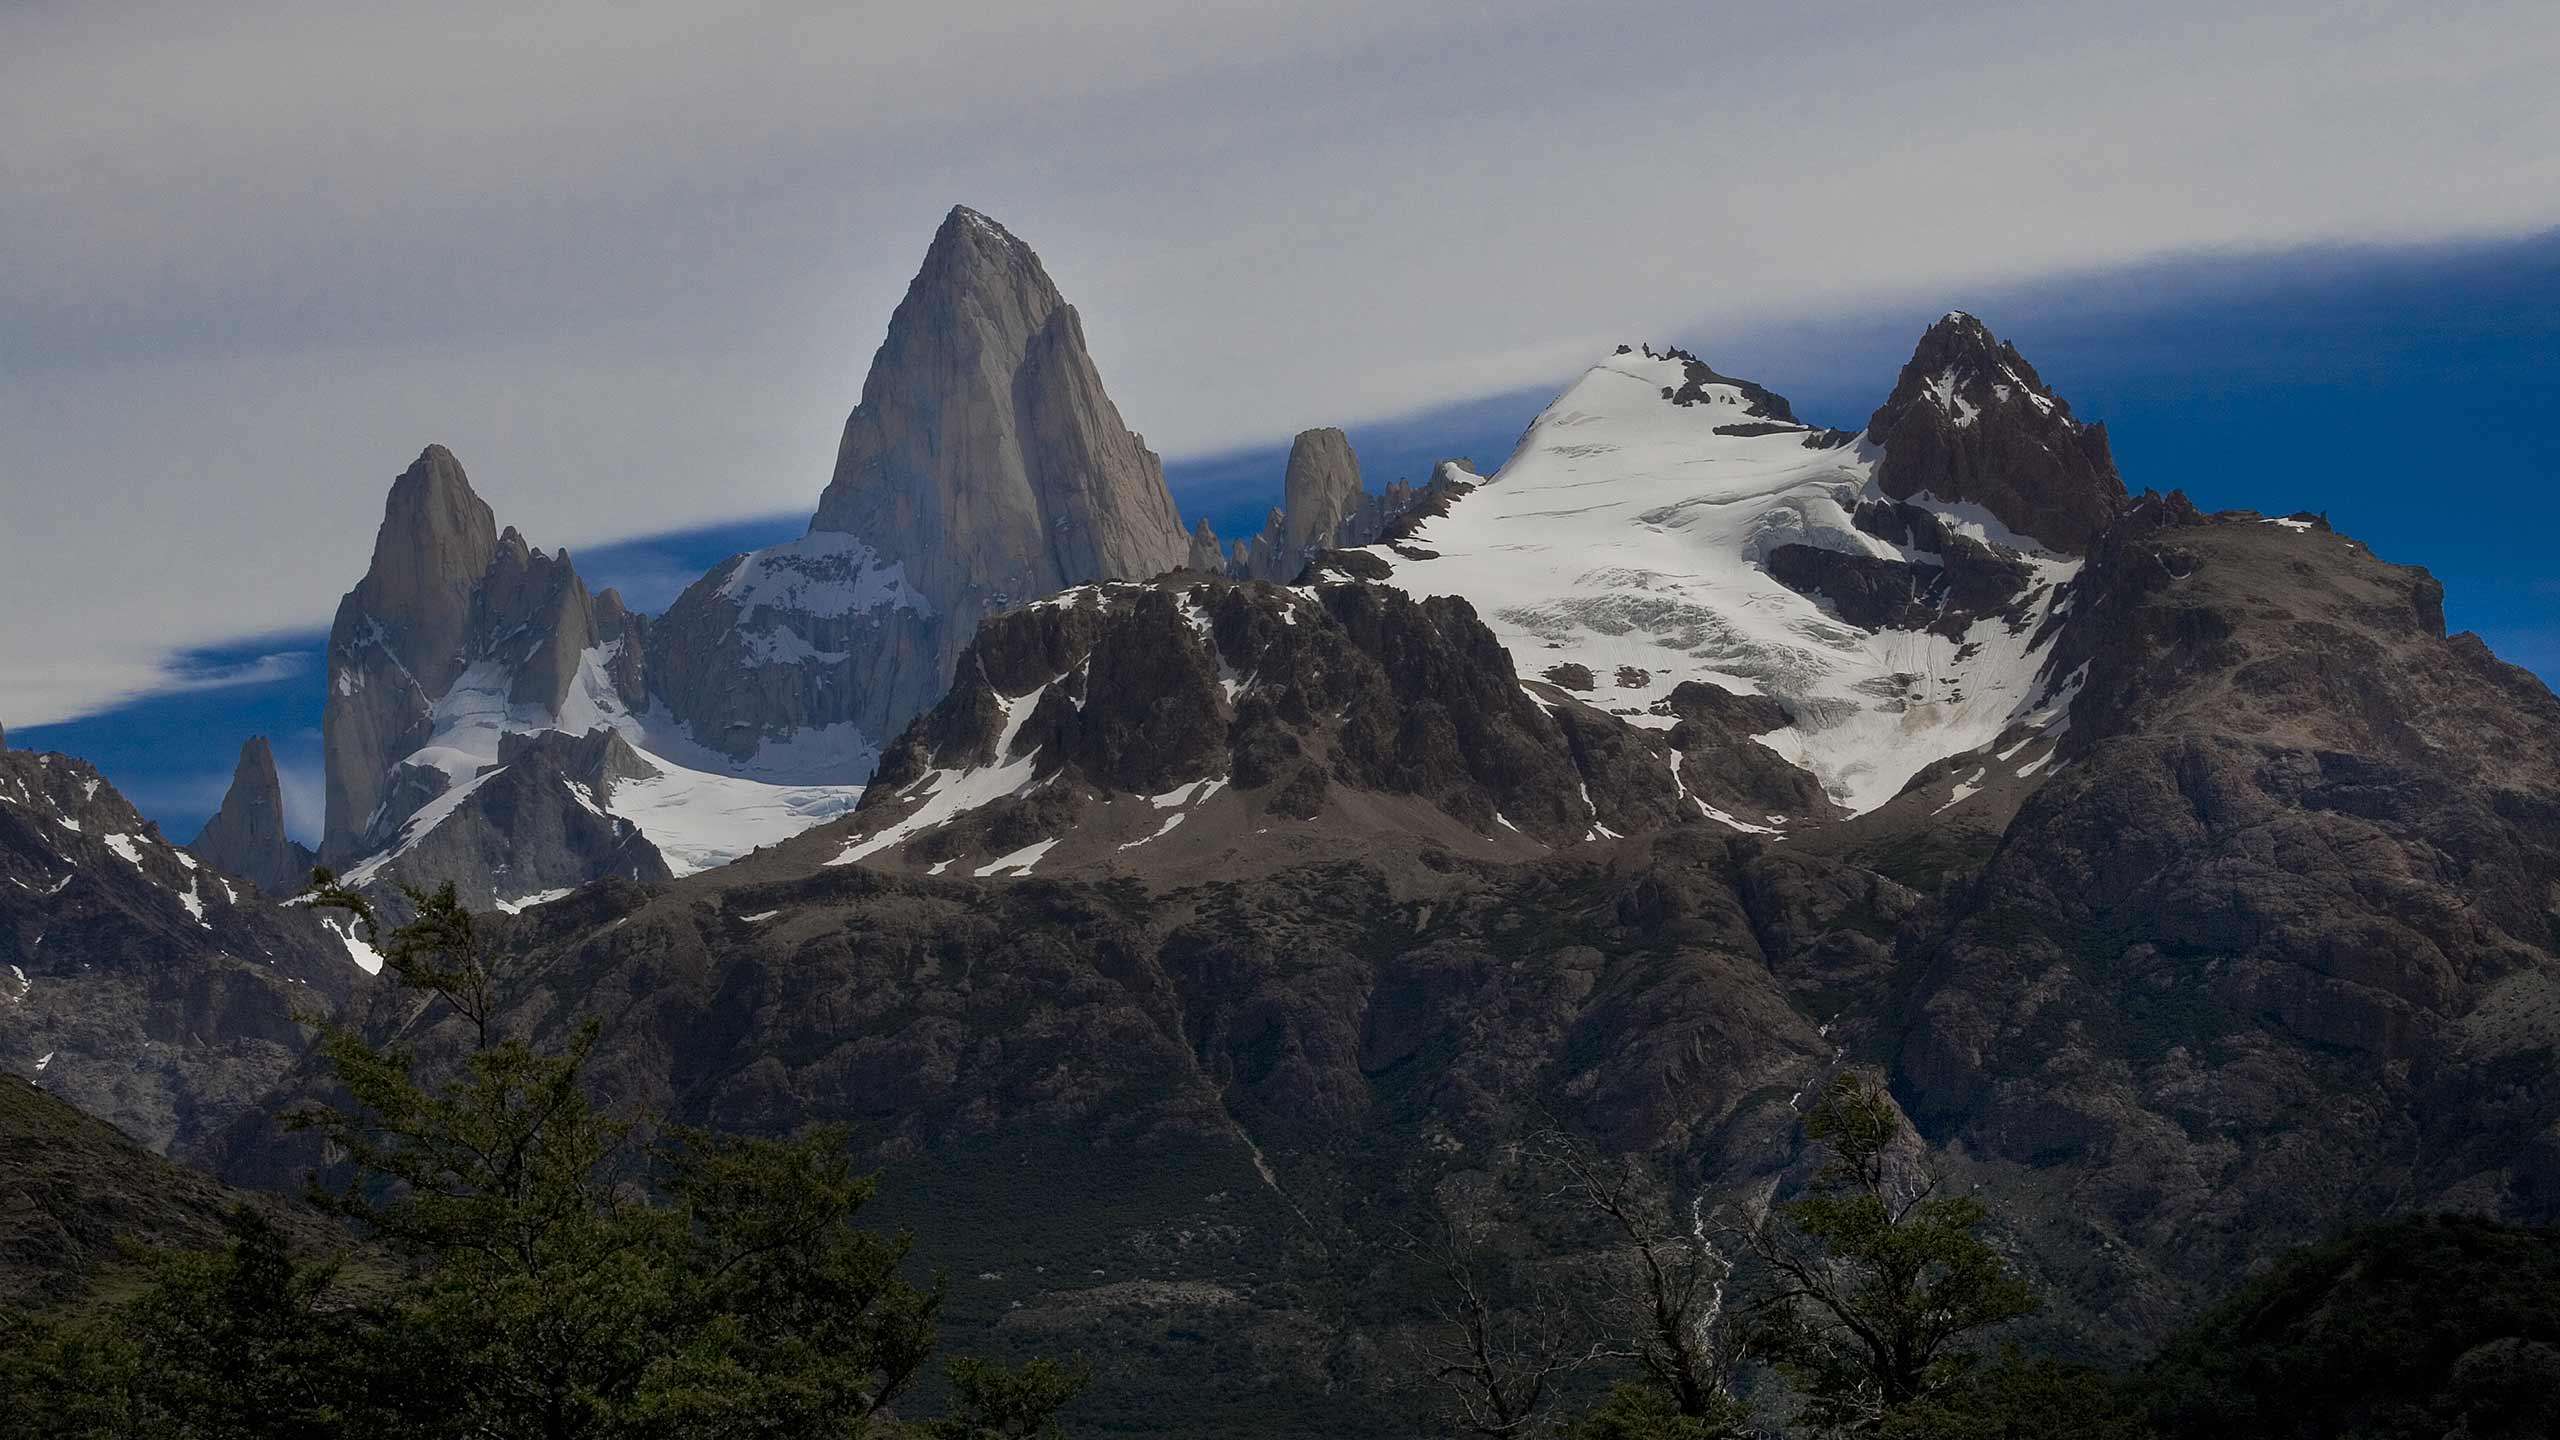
189, 737, 316, 896
1655, 682, 1836, 822
349, 729, 672, 913
1763, 529, 2035, 637
1641, 344, 1799, 421
1884, 511, 2560, 1346
1, 748, 356, 1154
860, 574, 1725, 856
1865, 312, 2127, 553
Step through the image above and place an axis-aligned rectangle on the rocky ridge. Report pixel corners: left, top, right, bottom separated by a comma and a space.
205, 479, 2560, 1435
828, 571, 1808, 881
1196, 428, 1456, 585
1, 746, 359, 1154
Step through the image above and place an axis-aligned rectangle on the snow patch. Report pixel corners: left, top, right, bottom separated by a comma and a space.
975, 838, 1059, 877
718, 531, 931, 618
1933, 767, 1988, 815
1119, 812, 1189, 851
321, 916, 384, 975
832, 684, 1052, 867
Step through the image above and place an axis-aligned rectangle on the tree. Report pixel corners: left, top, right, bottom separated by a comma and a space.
925, 1356, 1097, 1440
1408, 1213, 1605, 1436
0, 1205, 386, 1440
1531, 1132, 1755, 1439
294, 874, 1068, 1439
1749, 1074, 2037, 1435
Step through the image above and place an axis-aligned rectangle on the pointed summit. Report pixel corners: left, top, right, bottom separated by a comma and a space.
1865, 314, 2124, 552
321, 446, 503, 854
809, 205, 1187, 607
653, 204, 1192, 763
351, 445, 500, 697
1187, 517, 1226, 573
1279, 428, 1363, 552
189, 736, 315, 895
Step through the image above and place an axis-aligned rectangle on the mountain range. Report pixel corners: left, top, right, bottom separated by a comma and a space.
5, 206, 2557, 1434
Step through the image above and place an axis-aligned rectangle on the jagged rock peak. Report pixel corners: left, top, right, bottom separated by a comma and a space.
321, 443, 613, 859
189, 737, 312, 896
1279, 428, 1363, 550
806, 204, 1187, 608
1864, 313, 2126, 553
351, 445, 500, 696
1186, 517, 1225, 573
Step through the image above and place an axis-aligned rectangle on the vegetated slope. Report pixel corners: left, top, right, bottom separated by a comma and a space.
206, 815, 1906, 1436
2142, 1216, 2560, 1439
0, 1074, 342, 1310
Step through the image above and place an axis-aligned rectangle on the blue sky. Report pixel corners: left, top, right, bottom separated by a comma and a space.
18, 230, 2556, 845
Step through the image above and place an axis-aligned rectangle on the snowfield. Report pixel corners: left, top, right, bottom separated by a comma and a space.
346, 645, 864, 886
1349, 350, 2084, 815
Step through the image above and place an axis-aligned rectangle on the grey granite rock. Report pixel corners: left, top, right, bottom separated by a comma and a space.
648, 206, 1190, 768
188, 738, 315, 896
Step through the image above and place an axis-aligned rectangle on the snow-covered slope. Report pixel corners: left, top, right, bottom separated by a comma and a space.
346, 646, 860, 892
1347, 346, 2087, 814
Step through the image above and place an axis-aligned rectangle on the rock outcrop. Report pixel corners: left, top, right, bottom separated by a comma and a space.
188, 737, 315, 896
1865, 311, 2126, 552
342, 728, 672, 912
1205, 434, 1461, 585
320, 445, 499, 858
315, 446, 855, 910
1235, 428, 1363, 582
184, 278, 2560, 1435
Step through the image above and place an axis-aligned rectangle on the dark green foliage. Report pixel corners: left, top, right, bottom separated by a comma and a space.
1874, 1351, 2152, 1440
1752, 1075, 2039, 1435
3, 876, 1081, 1440
926, 1356, 1096, 1440
0, 1205, 388, 1439
1567, 1380, 1752, 1440
2139, 1215, 2560, 1440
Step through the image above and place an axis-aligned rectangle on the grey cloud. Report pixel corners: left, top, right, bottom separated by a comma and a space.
6, 0, 2558, 725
